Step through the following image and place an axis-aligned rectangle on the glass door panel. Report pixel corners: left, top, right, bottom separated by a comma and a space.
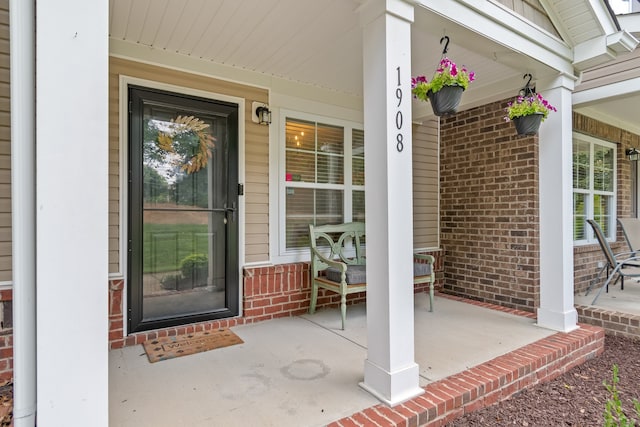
128, 86, 239, 332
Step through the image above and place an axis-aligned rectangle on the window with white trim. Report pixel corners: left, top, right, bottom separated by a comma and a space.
281, 114, 364, 252
573, 133, 616, 244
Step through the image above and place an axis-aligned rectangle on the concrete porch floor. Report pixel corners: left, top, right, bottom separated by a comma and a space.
575, 278, 640, 317
575, 278, 640, 338
110, 293, 603, 427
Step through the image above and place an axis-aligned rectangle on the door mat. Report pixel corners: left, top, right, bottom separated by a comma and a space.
143, 329, 243, 363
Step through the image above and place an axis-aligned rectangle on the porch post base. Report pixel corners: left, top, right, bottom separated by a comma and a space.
536, 307, 579, 333
360, 360, 424, 406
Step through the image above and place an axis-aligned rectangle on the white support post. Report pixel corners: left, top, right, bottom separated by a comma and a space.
10, 0, 37, 425
358, 0, 423, 405
36, 1, 109, 425
536, 75, 579, 332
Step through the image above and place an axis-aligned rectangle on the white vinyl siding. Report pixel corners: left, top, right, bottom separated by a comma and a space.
0, 0, 10, 282
412, 120, 439, 250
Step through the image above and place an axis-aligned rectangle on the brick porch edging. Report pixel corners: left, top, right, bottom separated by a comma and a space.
329, 299, 604, 427
576, 304, 640, 339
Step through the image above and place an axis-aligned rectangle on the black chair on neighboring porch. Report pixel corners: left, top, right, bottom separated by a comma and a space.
585, 219, 640, 304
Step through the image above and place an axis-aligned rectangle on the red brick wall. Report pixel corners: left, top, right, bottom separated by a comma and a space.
108, 250, 444, 348
438, 108, 639, 308
439, 99, 540, 312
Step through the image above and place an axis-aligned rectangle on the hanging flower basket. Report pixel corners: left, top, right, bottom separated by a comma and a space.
504, 91, 557, 136
512, 112, 544, 136
412, 56, 475, 117
427, 84, 464, 117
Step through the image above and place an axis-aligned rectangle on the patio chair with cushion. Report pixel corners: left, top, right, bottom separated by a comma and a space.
585, 219, 640, 304
308, 222, 435, 329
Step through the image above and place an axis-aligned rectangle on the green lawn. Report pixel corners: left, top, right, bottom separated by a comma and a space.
143, 223, 209, 273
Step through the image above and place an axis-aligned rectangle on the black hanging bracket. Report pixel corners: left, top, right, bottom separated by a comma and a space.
440, 36, 450, 55
519, 73, 535, 97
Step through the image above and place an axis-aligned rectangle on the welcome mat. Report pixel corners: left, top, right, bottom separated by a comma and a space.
143, 329, 244, 363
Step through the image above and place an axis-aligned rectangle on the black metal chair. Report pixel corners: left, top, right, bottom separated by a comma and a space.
585, 219, 640, 304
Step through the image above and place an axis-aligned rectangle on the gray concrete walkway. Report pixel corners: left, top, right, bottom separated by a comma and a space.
109, 293, 554, 427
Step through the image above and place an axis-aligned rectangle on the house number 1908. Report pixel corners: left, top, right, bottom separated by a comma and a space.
395, 67, 404, 152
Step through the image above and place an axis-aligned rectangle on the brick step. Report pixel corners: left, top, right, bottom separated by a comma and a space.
329, 323, 604, 427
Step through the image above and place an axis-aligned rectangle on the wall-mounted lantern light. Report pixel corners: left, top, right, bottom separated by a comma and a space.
251, 101, 271, 126
626, 148, 640, 161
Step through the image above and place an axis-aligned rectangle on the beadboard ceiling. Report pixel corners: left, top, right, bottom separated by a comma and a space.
109, 1, 551, 97
109, 0, 639, 127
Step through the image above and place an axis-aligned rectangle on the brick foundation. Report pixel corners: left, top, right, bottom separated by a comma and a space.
576, 304, 640, 339
108, 250, 444, 348
0, 289, 12, 381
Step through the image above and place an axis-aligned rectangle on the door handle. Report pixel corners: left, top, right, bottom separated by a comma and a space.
223, 203, 237, 223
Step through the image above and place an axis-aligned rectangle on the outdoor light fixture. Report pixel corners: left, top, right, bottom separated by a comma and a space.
255, 105, 271, 125
626, 148, 640, 161
251, 101, 272, 126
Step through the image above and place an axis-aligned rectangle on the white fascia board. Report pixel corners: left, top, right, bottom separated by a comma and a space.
573, 36, 616, 71
607, 30, 639, 53
109, 39, 363, 111
618, 14, 640, 34
416, 0, 574, 76
573, 76, 640, 106
571, 31, 636, 71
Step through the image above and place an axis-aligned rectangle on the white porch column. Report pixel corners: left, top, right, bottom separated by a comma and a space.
36, 1, 109, 426
359, 0, 423, 405
10, 0, 36, 425
536, 75, 579, 332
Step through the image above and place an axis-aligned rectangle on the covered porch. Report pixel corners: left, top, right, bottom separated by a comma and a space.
110, 293, 602, 427
10, 0, 637, 425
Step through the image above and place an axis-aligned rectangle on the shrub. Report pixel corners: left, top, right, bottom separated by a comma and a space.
160, 273, 181, 290
180, 253, 209, 280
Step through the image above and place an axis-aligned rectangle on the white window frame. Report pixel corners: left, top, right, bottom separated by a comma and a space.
275, 109, 364, 261
573, 132, 617, 245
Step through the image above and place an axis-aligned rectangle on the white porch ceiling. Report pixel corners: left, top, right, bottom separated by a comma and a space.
109, 0, 366, 97
109, 0, 638, 126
